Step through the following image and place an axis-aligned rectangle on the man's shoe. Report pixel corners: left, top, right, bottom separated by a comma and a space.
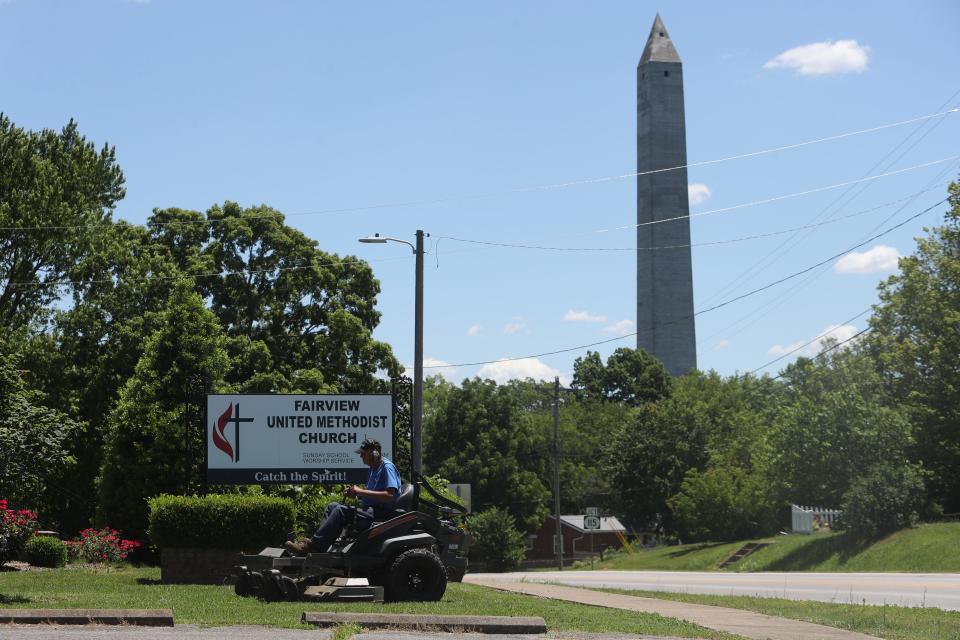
284, 539, 315, 555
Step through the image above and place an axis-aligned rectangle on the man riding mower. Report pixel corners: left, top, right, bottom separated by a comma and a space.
232, 454, 470, 602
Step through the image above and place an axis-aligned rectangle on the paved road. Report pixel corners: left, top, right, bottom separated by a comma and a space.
466, 570, 960, 610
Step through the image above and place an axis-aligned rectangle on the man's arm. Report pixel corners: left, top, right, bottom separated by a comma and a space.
347, 485, 396, 503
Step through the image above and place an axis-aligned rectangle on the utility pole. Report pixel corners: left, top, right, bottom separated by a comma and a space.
553, 376, 563, 570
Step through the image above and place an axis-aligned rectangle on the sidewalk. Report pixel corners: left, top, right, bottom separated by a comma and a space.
465, 578, 883, 640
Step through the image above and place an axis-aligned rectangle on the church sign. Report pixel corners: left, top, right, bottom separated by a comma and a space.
206, 394, 393, 485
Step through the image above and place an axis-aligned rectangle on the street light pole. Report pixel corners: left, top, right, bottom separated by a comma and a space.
358, 230, 426, 480
412, 230, 424, 478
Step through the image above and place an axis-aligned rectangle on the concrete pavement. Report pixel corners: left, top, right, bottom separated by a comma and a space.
467, 578, 884, 640
467, 570, 960, 610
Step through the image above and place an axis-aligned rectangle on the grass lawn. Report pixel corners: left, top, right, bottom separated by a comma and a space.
595, 588, 960, 640
0, 565, 742, 638
584, 522, 960, 573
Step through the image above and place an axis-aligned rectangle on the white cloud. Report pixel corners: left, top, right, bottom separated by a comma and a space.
467, 324, 482, 337
563, 309, 608, 323
688, 183, 711, 206
715, 339, 732, 350
767, 341, 805, 357
409, 357, 459, 383
834, 245, 900, 274
602, 319, 635, 336
477, 358, 567, 385
764, 40, 870, 76
767, 324, 860, 358
502, 321, 526, 335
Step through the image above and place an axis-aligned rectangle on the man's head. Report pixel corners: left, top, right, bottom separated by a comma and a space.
356, 438, 382, 466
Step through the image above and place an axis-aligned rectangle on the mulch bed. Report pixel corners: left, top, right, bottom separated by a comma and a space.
1, 560, 109, 572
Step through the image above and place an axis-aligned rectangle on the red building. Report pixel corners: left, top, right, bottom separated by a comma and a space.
526, 515, 626, 562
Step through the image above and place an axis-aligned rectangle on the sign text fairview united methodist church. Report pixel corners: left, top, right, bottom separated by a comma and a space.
206, 394, 393, 485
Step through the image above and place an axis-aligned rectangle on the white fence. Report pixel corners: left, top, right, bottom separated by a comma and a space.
791, 504, 842, 533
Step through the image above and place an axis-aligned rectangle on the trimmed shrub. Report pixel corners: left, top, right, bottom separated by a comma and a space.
840, 462, 926, 537
148, 494, 295, 551
25, 536, 67, 568
467, 507, 525, 572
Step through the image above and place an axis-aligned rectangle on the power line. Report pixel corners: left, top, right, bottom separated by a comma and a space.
698, 89, 960, 309
596, 156, 957, 234
8, 177, 951, 290
436, 185, 948, 253
3, 253, 411, 288
768, 326, 873, 382
423, 197, 946, 370
748, 308, 872, 375
2, 109, 957, 233
696, 156, 960, 350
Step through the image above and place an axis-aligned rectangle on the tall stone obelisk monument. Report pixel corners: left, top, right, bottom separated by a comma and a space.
636, 14, 697, 376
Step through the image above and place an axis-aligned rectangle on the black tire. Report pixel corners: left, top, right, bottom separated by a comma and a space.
247, 571, 263, 598
260, 570, 283, 602
385, 548, 447, 602
281, 575, 300, 601
234, 571, 252, 597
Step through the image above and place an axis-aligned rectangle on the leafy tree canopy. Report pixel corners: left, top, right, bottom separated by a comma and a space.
866, 181, 960, 511
423, 377, 550, 532
97, 282, 229, 537
0, 353, 82, 522
0, 115, 124, 333
572, 348, 673, 406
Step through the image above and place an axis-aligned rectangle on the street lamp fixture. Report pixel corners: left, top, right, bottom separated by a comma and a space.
357, 230, 426, 480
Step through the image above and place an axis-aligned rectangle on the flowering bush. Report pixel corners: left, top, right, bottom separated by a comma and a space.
0, 498, 40, 564
64, 527, 143, 564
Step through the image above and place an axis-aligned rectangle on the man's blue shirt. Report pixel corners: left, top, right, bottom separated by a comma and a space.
363, 458, 401, 514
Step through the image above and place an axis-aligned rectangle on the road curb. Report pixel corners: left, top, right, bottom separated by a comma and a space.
0, 609, 174, 626
302, 611, 547, 633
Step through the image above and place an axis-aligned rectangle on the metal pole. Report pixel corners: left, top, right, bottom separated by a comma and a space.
553, 376, 563, 570
412, 230, 425, 478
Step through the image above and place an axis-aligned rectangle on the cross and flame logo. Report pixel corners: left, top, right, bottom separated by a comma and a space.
211, 402, 253, 462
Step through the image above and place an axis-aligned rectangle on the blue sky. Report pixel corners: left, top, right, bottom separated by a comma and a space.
3, 1, 958, 384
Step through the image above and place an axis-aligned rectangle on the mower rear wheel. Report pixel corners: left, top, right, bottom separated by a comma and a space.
385, 547, 447, 602
235, 571, 264, 598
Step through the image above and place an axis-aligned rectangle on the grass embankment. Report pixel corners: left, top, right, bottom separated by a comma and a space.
0, 565, 741, 638
586, 522, 960, 573
597, 589, 960, 640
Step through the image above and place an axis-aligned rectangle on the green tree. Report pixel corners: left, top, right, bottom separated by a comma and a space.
571, 348, 673, 406
423, 377, 550, 532
840, 460, 926, 537
97, 282, 229, 537
866, 181, 960, 512
18, 221, 183, 533
0, 353, 81, 522
150, 202, 401, 392
0, 115, 124, 333
668, 465, 780, 542
606, 371, 781, 535
772, 345, 915, 507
